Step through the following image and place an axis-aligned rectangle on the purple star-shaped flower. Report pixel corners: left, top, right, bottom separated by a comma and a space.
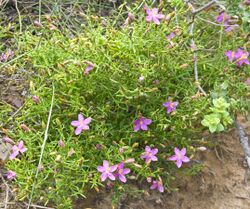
97, 160, 117, 181
234, 48, 250, 66
150, 180, 164, 193
166, 32, 175, 41
216, 12, 237, 32
133, 116, 152, 132
84, 61, 94, 75
216, 12, 229, 23
163, 100, 178, 114
225, 48, 250, 66
6, 170, 16, 180
145, 8, 165, 25
71, 114, 92, 135
9, 141, 27, 160
0, 49, 14, 62
141, 146, 158, 164
115, 163, 131, 183
168, 147, 190, 168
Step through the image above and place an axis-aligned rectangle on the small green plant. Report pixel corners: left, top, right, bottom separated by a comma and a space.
201, 97, 233, 133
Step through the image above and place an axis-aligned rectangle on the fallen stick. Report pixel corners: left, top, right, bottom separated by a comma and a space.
235, 121, 250, 169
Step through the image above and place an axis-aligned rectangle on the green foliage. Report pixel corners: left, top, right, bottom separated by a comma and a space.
201, 98, 233, 133
0, 1, 249, 208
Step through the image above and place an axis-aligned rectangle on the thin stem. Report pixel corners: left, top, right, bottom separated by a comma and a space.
39, 0, 42, 23
15, 0, 22, 33
27, 84, 55, 209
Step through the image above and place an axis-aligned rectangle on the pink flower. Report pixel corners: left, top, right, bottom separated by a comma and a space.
225, 48, 250, 67
168, 147, 190, 168
145, 8, 165, 25
9, 141, 27, 160
163, 100, 178, 114
150, 180, 164, 193
6, 170, 16, 180
216, 12, 238, 32
115, 163, 130, 183
97, 160, 117, 181
84, 61, 94, 75
71, 114, 92, 135
0, 49, 14, 62
141, 146, 158, 164
234, 48, 250, 66
133, 116, 152, 132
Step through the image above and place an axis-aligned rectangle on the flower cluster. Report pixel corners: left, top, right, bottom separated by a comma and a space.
3, 139, 28, 180
97, 160, 130, 183
225, 48, 250, 67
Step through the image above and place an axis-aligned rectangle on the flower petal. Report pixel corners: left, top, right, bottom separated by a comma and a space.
158, 184, 164, 193
20, 147, 27, 153
78, 114, 84, 121
74, 127, 83, 135
151, 148, 158, 155
18, 141, 24, 149
81, 125, 90, 130
156, 14, 165, 19
182, 156, 190, 163
103, 160, 109, 168
101, 172, 108, 181
144, 119, 152, 125
97, 166, 105, 172
176, 160, 182, 168
150, 182, 158, 190
109, 165, 118, 172
180, 148, 186, 156
119, 174, 127, 183
151, 156, 158, 162
108, 173, 116, 181
168, 155, 178, 161
71, 121, 80, 127
145, 146, 151, 153
141, 124, 148, 130
146, 15, 153, 22
84, 117, 92, 124
123, 168, 130, 175
152, 17, 160, 25
134, 124, 140, 132
9, 152, 18, 160
174, 147, 181, 155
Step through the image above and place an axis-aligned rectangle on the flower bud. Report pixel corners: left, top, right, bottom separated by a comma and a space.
32, 95, 40, 104
197, 146, 207, 151
58, 139, 65, 148
3, 136, 15, 145
20, 124, 30, 132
